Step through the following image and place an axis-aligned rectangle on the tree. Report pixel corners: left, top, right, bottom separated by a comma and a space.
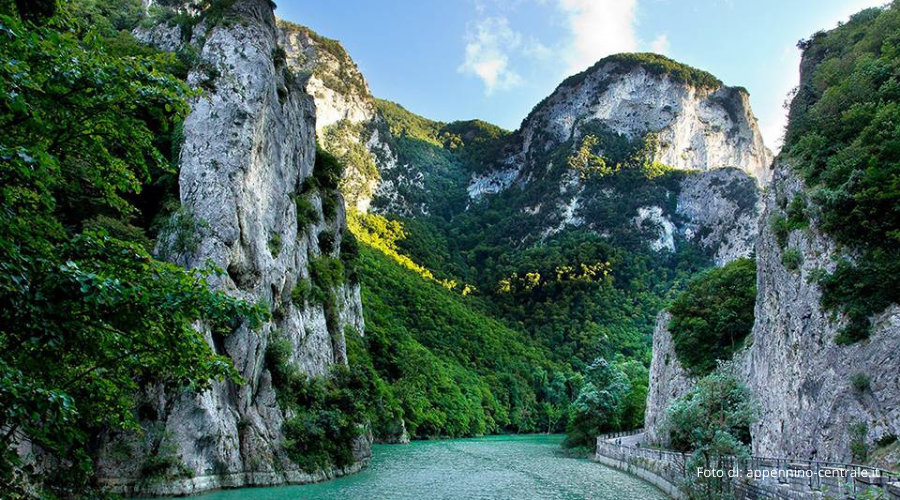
0, 5, 266, 497
664, 367, 756, 500
565, 358, 630, 447
668, 258, 757, 376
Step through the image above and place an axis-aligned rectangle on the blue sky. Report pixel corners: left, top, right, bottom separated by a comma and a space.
277, 0, 887, 151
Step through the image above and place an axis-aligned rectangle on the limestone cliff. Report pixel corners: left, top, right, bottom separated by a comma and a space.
647, 160, 900, 461
95, 0, 368, 495
742, 160, 900, 461
276, 22, 425, 215
644, 137, 900, 466
643, 313, 695, 445
468, 54, 773, 201
676, 167, 760, 266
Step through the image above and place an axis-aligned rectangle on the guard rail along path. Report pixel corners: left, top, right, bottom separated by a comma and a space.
594, 430, 900, 500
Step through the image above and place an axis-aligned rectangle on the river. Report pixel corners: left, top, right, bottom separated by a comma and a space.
185, 434, 667, 500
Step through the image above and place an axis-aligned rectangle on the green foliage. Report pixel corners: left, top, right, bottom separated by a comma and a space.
265, 334, 296, 392
669, 258, 757, 376
565, 358, 628, 447
664, 369, 755, 500
0, 5, 268, 495
373, 99, 509, 216
10, 0, 57, 22
68, 0, 142, 37
321, 194, 338, 221
157, 204, 210, 257
318, 231, 336, 254
377, 99, 446, 146
145, 0, 240, 43
770, 214, 791, 249
275, 351, 377, 471
349, 211, 463, 289
665, 369, 755, 453
851, 372, 871, 392
268, 234, 283, 257
314, 146, 345, 192
850, 422, 870, 462
340, 230, 361, 282
266, 326, 401, 472
320, 120, 380, 208
783, 3, 900, 342
786, 193, 810, 229
83, 214, 153, 250
138, 429, 193, 481
821, 254, 900, 344
291, 279, 314, 306
356, 244, 572, 438
294, 193, 319, 228
781, 248, 803, 271
348, 106, 714, 447
770, 193, 809, 250
310, 255, 345, 291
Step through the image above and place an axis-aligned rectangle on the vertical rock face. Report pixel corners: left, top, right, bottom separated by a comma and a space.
644, 159, 900, 461
95, 0, 368, 495
676, 167, 760, 266
468, 56, 773, 200
276, 22, 405, 214
643, 313, 695, 445
741, 161, 900, 461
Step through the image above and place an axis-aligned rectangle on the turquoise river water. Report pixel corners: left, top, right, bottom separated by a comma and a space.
186, 434, 667, 500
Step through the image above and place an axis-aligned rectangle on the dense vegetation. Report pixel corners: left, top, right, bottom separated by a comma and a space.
782, 3, 900, 343
349, 230, 652, 446
0, 0, 268, 496
561, 53, 722, 91
668, 258, 757, 376
353, 216, 573, 437
664, 368, 755, 500
347, 92, 722, 448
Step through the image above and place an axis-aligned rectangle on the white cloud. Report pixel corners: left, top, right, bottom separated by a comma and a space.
557, 0, 638, 73
649, 33, 669, 55
458, 17, 524, 94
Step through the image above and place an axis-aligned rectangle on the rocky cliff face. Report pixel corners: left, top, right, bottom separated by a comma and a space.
469, 56, 772, 200
95, 1, 369, 495
624, 167, 760, 265
644, 160, 900, 462
276, 22, 429, 216
676, 167, 760, 266
741, 161, 900, 461
643, 312, 695, 445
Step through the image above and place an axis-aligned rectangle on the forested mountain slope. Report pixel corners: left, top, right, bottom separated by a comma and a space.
290, 21, 771, 450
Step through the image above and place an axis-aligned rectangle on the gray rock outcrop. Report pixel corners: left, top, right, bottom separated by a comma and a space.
643, 312, 695, 445
676, 167, 760, 266
95, 0, 369, 495
468, 56, 773, 200
742, 161, 900, 461
277, 22, 420, 215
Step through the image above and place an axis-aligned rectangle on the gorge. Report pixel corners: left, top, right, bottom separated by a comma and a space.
1, 0, 899, 499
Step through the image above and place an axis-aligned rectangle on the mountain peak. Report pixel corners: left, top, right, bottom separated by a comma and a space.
562, 53, 724, 92
468, 53, 772, 200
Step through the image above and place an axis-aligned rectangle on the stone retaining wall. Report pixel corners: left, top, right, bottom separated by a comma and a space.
595, 433, 900, 500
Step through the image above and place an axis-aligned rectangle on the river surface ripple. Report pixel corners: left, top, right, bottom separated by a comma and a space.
181, 434, 667, 500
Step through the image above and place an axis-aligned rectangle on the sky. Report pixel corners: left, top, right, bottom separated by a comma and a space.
276, 0, 889, 152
